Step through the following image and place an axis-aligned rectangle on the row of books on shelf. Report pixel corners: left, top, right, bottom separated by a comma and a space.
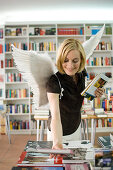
84, 117, 113, 128
94, 97, 113, 112
57, 27, 84, 35
29, 42, 56, 51
5, 58, 14, 67
6, 104, 30, 114
10, 120, 29, 130
85, 25, 112, 35
0, 44, 3, 53
0, 29, 3, 39
96, 118, 113, 128
5, 72, 23, 82
95, 41, 112, 50
5, 42, 27, 52
5, 27, 27, 36
6, 89, 29, 98
87, 56, 113, 66
29, 27, 56, 36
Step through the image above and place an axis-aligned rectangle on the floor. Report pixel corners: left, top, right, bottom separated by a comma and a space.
0, 132, 111, 170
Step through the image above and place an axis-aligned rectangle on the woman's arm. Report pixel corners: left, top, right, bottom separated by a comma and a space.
47, 92, 63, 149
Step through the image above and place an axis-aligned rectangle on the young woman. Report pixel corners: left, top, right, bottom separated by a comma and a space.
46, 39, 104, 152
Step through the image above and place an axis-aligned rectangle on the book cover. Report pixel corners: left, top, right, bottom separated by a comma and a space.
97, 136, 112, 148
94, 148, 113, 168
64, 162, 91, 170
81, 73, 109, 101
24, 141, 53, 151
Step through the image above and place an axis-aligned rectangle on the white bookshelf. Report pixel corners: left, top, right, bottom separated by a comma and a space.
0, 22, 113, 134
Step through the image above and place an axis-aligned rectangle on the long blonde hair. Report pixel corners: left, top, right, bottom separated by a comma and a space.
56, 39, 86, 74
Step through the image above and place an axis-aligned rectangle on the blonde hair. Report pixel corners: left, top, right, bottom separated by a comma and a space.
56, 39, 86, 74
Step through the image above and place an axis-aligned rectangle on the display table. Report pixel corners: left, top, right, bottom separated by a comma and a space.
34, 113, 113, 146
81, 114, 113, 146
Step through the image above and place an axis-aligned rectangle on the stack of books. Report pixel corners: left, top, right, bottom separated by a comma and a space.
16, 141, 94, 170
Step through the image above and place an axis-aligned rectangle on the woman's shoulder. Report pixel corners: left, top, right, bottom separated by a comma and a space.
46, 72, 61, 93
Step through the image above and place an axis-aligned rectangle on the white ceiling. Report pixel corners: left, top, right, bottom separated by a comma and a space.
0, 0, 113, 23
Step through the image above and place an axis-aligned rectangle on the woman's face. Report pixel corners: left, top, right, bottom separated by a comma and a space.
62, 50, 81, 76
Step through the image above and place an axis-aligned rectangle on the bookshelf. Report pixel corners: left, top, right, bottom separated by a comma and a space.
0, 26, 5, 101
0, 22, 113, 134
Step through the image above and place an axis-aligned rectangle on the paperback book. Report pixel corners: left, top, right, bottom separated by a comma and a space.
81, 73, 109, 100
94, 148, 113, 168
97, 136, 112, 148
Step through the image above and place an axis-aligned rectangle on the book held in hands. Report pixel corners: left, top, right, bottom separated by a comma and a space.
81, 73, 109, 100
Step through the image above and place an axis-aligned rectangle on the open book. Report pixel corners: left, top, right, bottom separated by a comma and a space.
81, 73, 109, 100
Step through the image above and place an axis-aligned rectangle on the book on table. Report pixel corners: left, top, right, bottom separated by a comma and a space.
81, 73, 109, 100
94, 148, 113, 168
97, 136, 112, 148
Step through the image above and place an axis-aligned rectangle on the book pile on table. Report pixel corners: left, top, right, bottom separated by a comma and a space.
16, 140, 94, 170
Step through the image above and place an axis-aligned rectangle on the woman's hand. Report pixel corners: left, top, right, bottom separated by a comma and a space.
49, 143, 64, 159
95, 88, 105, 98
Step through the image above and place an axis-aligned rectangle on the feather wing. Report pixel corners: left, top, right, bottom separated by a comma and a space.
82, 24, 105, 60
11, 45, 55, 110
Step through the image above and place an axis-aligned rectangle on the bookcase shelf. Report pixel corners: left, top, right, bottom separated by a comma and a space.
1, 22, 113, 134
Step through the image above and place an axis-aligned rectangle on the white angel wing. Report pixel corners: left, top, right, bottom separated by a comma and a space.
82, 24, 105, 60
11, 45, 56, 110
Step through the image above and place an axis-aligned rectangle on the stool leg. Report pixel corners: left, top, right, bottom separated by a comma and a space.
6, 115, 11, 144
40, 120, 44, 141
37, 120, 40, 141
91, 119, 96, 146
86, 119, 89, 140
81, 120, 86, 140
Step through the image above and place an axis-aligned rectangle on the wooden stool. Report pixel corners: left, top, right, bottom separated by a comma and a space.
34, 115, 48, 141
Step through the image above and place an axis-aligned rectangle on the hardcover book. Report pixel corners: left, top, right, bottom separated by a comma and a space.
81, 73, 109, 100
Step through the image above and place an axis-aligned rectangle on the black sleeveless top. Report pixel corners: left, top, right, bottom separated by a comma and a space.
46, 70, 87, 136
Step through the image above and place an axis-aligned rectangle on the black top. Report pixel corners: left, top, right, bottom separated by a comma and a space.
46, 70, 87, 136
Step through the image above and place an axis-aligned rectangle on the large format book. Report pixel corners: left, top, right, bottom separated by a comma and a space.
81, 73, 109, 100
97, 136, 112, 148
